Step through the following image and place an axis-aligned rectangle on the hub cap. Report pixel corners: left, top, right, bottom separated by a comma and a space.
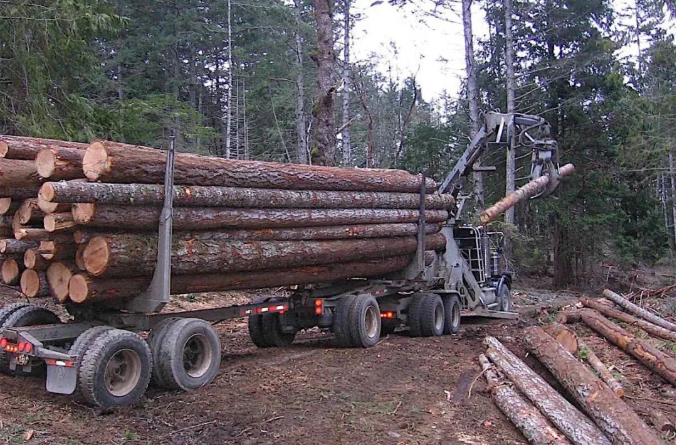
364, 306, 379, 339
183, 334, 212, 378
105, 349, 142, 397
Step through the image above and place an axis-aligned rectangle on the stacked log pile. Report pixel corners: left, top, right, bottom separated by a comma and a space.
1, 136, 453, 306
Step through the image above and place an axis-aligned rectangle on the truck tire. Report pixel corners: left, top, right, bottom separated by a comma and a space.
247, 314, 271, 348
419, 294, 444, 337
407, 294, 426, 337
154, 318, 221, 391
78, 329, 152, 408
442, 295, 461, 335
497, 281, 512, 312
146, 318, 181, 387
0, 303, 31, 327
347, 296, 381, 348
261, 312, 296, 347
0, 305, 60, 375
333, 295, 358, 348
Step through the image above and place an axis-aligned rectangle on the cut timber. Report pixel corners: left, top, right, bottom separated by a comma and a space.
648, 409, 675, 433
71, 204, 449, 231
75, 244, 86, 270
39, 240, 77, 261
41, 181, 455, 210
0, 239, 37, 255
24, 248, 49, 270
37, 193, 70, 215
603, 289, 676, 332
0, 135, 87, 160
20, 269, 49, 298
543, 323, 578, 353
0, 216, 12, 238
82, 233, 447, 278
14, 228, 51, 241
44, 212, 76, 232
0, 187, 37, 200
83, 140, 438, 192
46, 262, 76, 303
523, 326, 661, 445
575, 309, 676, 387
582, 298, 676, 342
480, 164, 575, 224
0, 159, 42, 188
35, 146, 85, 180
69, 256, 413, 303
478, 354, 572, 445
483, 336, 611, 445
1, 258, 22, 285
578, 339, 625, 398
17, 199, 44, 225
0, 198, 19, 216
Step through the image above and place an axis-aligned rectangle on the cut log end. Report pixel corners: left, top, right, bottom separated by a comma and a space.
20, 269, 42, 298
82, 141, 108, 181
68, 273, 89, 303
72, 203, 96, 224
44, 212, 76, 232
82, 236, 110, 276
39, 183, 56, 202
75, 244, 86, 271
0, 141, 8, 158
35, 149, 56, 178
1, 258, 20, 285
0, 198, 11, 215
46, 262, 74, 303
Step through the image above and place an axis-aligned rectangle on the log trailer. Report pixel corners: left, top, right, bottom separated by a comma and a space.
0, 112, 566, 408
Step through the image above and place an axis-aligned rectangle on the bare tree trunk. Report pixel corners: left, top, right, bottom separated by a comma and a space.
312, 0, 337, 166
294, 0, 308, 164
225, 0, 233, 159
341, 0, 351, 166
504, 0, 516, 262
670, 150, 676, 250
461, 0, 483, 209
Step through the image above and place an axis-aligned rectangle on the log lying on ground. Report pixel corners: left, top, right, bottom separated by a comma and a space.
603, 289, 676, 332
83, 140, 438, 192
581, 299, 676, 342
480, 164, 575, 225
0, 159, 42, 189
46, 262, 76, 303
0, 136, 87, 160
1, 258, 22, 285
20, 269, 49, 298
524, 326, 661, 445
72, 204, 449, 231
0, 239, 38, 255
69, 255, 414, 303
544, 322, 624, 397
35, 146, 85, 180
83, 233, 447, 278
41, 181, 455, 210
44, 212, 76, 233
648, 409, 675, 433
575, 309, 676, 387
24, 248, 49, 270
477, 354, 572, 445
483, 336, 611, 445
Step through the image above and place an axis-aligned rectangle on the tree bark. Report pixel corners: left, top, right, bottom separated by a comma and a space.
504, 0, 516, 264
75, 244, 86, 271
0, 239, 37, 255
311, 0, 337, 166
603, 289, 676, 332
20, 269, 50, 298
37, 193, 71, 215
0, 198, 19, 216
480, 164, 575, 224
24, 248, 49, 270
1, 258, 22, 285
578, 338, 625, 398
543, 322, 578, 353
43, 212, 76, 233
0, 136, 87, 160
39, 240, 77, 261
42, 182, 454, 209
0, 159, 42, 189
341, 0, 351, 165
82, 141, 437, 192
72, 204, 448, 231
648, 409, 675, 433
293, 0, 308, 164
478, 354, 572, 445
524, 326, 662, 445
17, 199, 44, 225
581, 298, 676, 342
0, 216, 12, 238
483, 336, 611, 445
35, 146, 85, 180
46, 262, 76, 303
82, 233, 446, 278
0, 187, 38, 201
69, 255, 413, 304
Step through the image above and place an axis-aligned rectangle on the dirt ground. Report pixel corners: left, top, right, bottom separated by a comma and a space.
0, 284, 674, 445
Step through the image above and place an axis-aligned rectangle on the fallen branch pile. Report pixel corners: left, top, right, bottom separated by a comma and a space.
0, 136, 452, 306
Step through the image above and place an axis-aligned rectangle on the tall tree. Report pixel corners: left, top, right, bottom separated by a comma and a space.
504, 0, 516, 264
312, 0, 337, 166
341, 0, 352, 166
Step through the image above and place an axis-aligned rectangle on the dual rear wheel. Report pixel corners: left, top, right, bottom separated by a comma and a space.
409, 293, 461, 338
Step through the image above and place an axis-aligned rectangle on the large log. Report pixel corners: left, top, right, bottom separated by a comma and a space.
0, 198, 19, 216
575, 308, 676, 387
82, 233, 446, 278
43, 212, 76, 233
35, 147, 85, 180
17, 199, 44, 225
523, 326, 661, 445
483, 336, 611, 445
480, 164, 575, 225
581, 299, 676, 342
602, 289, 676, 332
20, 269, 50, 298
477, 354, 572, 445
72, 204, 449, 231
37, 193, 70, 215
24, 248, 49, 270
1, 258, 22, 285
69, 255, 414, 304
0, 136, 87, 160
0, 159, 42, 188
82, 140, 438, 192
0, 187, 38, 200
46, 262, 76, 303
0, 239, 38, 255
41, 181, 455, 210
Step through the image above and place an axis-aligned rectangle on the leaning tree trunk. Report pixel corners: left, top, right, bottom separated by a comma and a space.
603, 289, 676, 332
41, 182, 454, 209
581, 298, 676, 342
483, 336, 611, 445
523, 326, 661, 445
478, 354, 572, 445
68, 255, 413, 303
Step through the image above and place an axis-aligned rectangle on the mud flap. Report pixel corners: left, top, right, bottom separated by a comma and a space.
46, 363, 77, 395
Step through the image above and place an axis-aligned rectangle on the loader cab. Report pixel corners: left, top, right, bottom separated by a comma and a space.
453, 225, 505, 286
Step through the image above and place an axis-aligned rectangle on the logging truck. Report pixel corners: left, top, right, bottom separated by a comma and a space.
0, 112, 571, 408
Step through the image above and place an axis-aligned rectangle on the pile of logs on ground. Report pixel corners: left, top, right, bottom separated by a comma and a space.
0, 136, 453, 306
482, 287, 676, 445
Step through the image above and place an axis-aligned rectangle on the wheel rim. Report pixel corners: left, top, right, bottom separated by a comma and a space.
104, 349, 142, 397
502, 289, 511, 312
183, 334, 212, 378
452, 304, 461, 328
364, 306, 379, 339
434, 303, 444, 331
